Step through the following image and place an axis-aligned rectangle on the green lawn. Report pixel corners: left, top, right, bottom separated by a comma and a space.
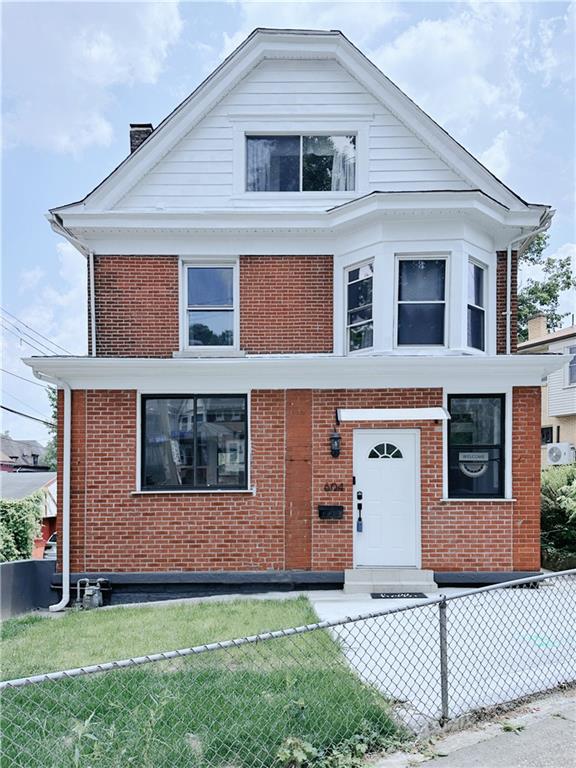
1, 598, 402, 767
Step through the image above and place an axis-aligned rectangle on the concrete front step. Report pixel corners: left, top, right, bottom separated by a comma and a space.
344, 568, 438, 594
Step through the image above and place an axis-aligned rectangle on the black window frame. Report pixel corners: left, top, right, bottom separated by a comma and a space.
447, 393, 506, 499
541, 426, 553, 445
141, 394, 249, 492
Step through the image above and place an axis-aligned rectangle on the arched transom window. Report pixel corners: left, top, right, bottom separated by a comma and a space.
368, 443, 403, 459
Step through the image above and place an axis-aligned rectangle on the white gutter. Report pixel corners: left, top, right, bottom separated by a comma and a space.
503, 210, 554, 355
35, 372, 71, 612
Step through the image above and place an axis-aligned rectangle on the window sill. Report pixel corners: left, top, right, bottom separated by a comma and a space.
440, 498, 516, 503
131, 488, 256, 496
173, 350, 246, 359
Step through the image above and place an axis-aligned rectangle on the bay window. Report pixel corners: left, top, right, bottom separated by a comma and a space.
448, 395, 505, 498
246, 135, 356, 192
467, 261, 486, 350
142, 395, 247, 491
397, 258, 446, 346
346, 262, 373, 351
186, 266, 235, 348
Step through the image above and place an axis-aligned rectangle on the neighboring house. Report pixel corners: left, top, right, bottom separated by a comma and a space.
0, 434, 49, 472
25, 29, 569, 600
518, 315, 576, 467
0, 471, 57, 544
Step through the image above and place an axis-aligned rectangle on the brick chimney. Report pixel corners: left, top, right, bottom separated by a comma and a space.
129, 123, 153, 153
527, 313, 548, 341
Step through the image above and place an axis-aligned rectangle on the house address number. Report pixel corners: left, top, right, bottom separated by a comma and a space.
324, 482, 344, 492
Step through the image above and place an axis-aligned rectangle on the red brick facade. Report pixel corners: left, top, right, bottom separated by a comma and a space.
91, 254, 333, 357
496, 250, 518, 354
239, 256, 333, 353
57, 385, 541, 574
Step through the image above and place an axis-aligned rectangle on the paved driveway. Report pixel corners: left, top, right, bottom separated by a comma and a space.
309, 583, 576, 729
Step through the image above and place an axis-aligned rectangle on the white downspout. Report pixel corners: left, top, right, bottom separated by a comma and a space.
88, 250, 97, 356
503, 212, 554, 355
36, 372, 71, 612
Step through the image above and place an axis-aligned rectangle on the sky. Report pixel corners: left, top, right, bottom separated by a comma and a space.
1, 0, 575, 445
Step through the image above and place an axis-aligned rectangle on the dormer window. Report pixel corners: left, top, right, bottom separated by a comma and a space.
246, 135, 356, 192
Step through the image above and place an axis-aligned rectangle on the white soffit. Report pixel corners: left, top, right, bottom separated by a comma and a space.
337, 407, 450, 422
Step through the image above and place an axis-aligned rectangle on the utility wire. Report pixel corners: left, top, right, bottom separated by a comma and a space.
1, 405, 55, 428
0, 368, 52, 389
1, 317, 65, 356
0, 306, 72, 354
1, 323, 51, 356
3, 390, 51, 419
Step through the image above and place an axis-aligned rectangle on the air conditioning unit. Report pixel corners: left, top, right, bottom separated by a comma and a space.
546, 442, 575, 466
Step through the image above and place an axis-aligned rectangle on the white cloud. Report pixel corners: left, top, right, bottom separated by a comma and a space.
218, 0, 403, 60
370, 2, 527, 134
3, 3, 183, 153
1, 242, 87, 442
479, 130, 512, 180
527, 5, 575, 87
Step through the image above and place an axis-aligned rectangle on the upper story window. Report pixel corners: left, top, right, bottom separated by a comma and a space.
346, 262, 373, 352
246, 135, 356, 192
467, 261, 486, 351
397, 258, 446, 346
186, 266, 235, 348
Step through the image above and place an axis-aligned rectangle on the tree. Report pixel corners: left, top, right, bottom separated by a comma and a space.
43, 386, 57, 470
517, 234, 576, 342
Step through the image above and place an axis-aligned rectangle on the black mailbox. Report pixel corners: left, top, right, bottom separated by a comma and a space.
318, 505, 344, 520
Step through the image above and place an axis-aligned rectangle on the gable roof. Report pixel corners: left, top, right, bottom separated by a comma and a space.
50, 28, 542, 215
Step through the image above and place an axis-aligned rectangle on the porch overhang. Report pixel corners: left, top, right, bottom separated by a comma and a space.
337, 407, 450, 422
24, 353, 570, 392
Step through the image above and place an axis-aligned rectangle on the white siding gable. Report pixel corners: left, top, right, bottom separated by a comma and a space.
115, 58, 471, 211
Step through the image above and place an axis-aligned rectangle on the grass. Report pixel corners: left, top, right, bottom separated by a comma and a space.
1, 598, 402, 767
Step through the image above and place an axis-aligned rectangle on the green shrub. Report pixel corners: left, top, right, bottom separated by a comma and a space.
0, 491, 44, 562
541, 465, 576, 570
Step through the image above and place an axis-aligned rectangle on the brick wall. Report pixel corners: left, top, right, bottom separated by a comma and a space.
239, 256, 333, 353
57, 385, 541, 574
496, 250, 518, 354
93, 256, 179, 357
92, 254, 333, 356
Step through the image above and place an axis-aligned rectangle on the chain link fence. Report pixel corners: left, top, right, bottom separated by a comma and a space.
1, 570, 575, 767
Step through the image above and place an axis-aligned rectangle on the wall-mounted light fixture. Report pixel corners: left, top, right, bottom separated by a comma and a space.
330, 431, 341, 458
330, 410, 341, 458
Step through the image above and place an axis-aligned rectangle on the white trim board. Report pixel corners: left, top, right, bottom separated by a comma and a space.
338, 407, 449, 422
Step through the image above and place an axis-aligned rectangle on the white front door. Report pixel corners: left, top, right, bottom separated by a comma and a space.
353, 429, 420, 567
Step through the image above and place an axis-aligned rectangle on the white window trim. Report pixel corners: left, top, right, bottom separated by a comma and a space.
564, 344, 576, 388
232, 122, 369, 196
135, 390, 253, 494
179, 257, 240, 353
344, 258, 374, 355
442, 387, 513, 501
394, 253, 450, 350
466, 257, 488, 353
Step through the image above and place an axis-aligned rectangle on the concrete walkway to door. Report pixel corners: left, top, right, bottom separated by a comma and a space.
308, 583, 576, 730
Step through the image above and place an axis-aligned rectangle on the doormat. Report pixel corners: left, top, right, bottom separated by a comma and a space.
371, 592, 427, 599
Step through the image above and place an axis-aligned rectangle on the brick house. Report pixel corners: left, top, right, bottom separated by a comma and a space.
25, 29, 569, 605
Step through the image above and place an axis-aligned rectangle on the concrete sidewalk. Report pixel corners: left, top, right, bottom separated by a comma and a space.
373, 689, 576, 768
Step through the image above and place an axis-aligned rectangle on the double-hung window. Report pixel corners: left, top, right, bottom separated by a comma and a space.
346, 263, 373, 352
246, 135, 356, 192
467, 261, 486, 351
447, 395, 505, 498
141, 395, 248, 491
185, 266, 235, 348
567, 345, 576, 386
397, 258, 446, 346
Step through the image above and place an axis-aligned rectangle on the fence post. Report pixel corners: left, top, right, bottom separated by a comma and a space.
438, 596, 449, 724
